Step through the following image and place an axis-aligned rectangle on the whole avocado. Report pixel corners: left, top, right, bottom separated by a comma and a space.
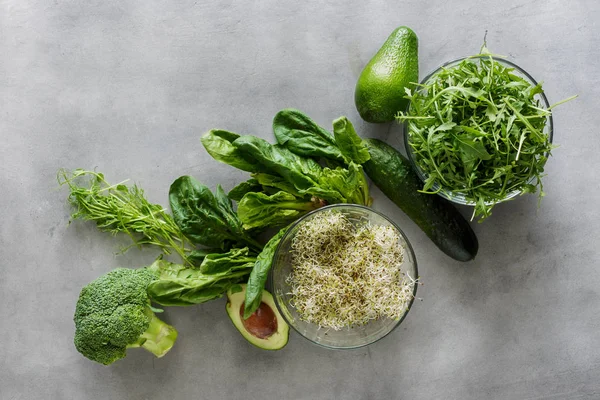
355, 26, 419, 123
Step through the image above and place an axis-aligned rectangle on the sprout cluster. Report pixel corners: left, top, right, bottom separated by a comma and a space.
287, 211, 415, 330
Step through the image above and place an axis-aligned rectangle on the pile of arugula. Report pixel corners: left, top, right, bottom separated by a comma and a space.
398, 50, 576, 220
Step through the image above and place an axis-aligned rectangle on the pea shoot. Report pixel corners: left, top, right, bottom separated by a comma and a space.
58, 169, 194, 263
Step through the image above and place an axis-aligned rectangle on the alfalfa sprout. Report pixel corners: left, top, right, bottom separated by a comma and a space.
286, 210, 416, 330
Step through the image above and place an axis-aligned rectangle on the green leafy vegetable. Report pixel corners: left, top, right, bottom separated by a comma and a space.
332, 116, 371, 164
234, 136, 369, 206
200, 130, 263, 173
147, 257, 254, 306
244, 227, 289, 319
233, 136, 323, 190
199, 247, 256, 275
169, 176, 262, 251
313, 163, 371, 206
196, 111, 374, 317
58, 169, 194, 264
273, 108, 345, 162
253, 173, 304, 197
186, 248, 224, 266
202, 117, 372, 208
237, 191, 322, 230
273, 109, 371, 166
228, 178, 262, 202
398, 51, 576, 220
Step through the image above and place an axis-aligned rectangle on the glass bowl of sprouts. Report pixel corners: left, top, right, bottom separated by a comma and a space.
270, 204, 418, 349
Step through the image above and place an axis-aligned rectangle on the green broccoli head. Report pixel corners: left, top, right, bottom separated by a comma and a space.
74, 268, 178, 365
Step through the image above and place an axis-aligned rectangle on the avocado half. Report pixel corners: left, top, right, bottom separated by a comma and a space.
226, 284, 289, 350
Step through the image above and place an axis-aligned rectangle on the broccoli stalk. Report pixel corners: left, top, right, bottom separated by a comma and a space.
74, 268, 178, 365
125, 310, 178, 358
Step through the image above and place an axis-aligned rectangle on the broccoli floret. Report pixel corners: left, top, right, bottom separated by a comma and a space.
74, 268, 178, 365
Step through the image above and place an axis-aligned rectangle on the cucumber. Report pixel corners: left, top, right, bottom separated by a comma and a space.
363, 139, 478, 261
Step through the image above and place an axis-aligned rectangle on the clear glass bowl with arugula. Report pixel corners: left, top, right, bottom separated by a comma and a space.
399, 52, 573, 221
270, 204, 418, 349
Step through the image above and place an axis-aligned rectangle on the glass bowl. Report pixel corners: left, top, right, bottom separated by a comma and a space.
402, 56, 554, 206
270, 204, 418, 349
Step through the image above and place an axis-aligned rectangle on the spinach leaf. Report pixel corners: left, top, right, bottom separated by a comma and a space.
237, 191, 320, 230
315, 162, 371, 206
253, 173, 304, 197
273, 108, 345, 162
201, 130, 263, 173
169, 175, 261, 251
147, 258, 253, 306
187, 248, 223, 266
233, 136, 322, 190
199, 247, 256, 274
228, 178, 262, 202
332, 116, 371, 164
244, 227, 289, 319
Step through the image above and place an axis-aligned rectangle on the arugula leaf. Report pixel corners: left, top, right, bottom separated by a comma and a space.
273, 109, 345, 162
332, 116, 371, 164
434, 122, 457, 132
237, 191, 319, 230
455, 134, 492, 174
169, 176, 261, 251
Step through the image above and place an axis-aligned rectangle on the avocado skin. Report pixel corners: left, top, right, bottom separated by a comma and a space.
355, 26, 419, 123
363, 139, 479, 261
226, 284, 289, 350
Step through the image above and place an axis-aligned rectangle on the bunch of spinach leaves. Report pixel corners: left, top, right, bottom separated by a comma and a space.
202, 111, 372, 231
201, 109, 373, 318
144, 175, 273, 307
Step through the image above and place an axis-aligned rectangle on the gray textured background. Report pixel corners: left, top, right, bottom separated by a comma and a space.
1, 1, 598, 399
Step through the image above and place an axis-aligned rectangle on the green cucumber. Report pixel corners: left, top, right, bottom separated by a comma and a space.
363, 139, 478, 261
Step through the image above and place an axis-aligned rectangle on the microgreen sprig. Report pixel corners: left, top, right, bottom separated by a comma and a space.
58, 169, 194, 263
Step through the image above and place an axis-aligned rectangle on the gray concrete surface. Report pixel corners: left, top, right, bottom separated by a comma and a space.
1, 1, 598, 399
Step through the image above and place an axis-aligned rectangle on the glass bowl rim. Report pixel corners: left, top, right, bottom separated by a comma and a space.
402, 55, 554, 206
269, 203, 419, 350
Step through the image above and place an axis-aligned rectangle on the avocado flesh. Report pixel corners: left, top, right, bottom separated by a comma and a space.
355, 26, 419, 123
226, 284, 289, 350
